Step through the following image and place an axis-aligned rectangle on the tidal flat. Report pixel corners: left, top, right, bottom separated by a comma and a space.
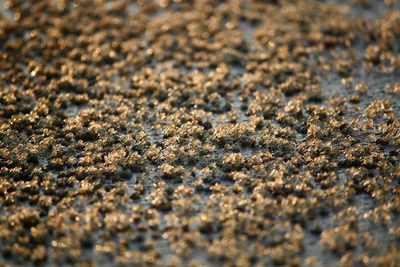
0, 0, 399, 266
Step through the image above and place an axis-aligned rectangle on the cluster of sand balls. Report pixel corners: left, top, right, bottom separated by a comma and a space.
0, 0, 399, 266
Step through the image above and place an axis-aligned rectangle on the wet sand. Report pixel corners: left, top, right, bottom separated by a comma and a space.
0, 0, 399, 266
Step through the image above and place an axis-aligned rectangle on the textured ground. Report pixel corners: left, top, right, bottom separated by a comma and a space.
0, 0, 400, 266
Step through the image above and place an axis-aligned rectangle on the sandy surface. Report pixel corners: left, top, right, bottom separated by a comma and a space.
0, 0, 399, 266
